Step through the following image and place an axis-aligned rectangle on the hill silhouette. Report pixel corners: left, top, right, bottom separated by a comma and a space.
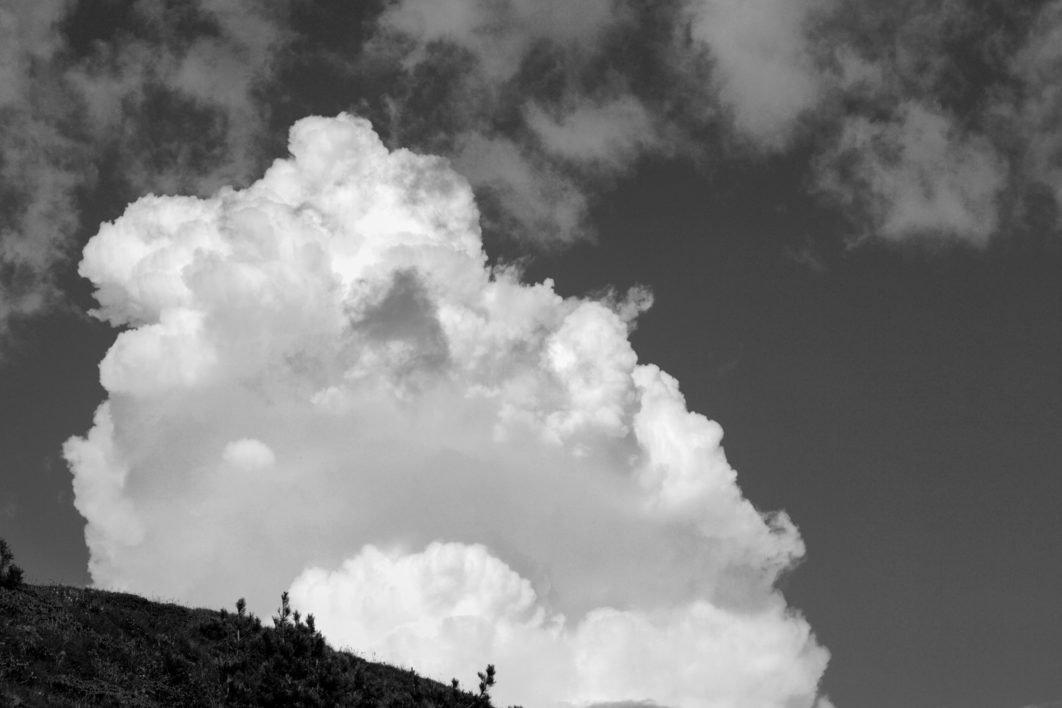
0, 550, 511, 707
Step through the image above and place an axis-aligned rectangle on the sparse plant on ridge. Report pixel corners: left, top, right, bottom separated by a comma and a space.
477, 663, 495, 704
3, 580, 513, 706
274, 590, 293, 629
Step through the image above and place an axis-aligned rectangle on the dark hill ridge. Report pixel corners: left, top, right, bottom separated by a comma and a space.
0, 583, 503, 707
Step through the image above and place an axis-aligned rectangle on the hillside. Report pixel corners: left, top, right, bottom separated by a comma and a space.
0, 582, 502, 707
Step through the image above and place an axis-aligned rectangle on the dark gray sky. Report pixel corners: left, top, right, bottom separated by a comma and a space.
526, 160, 1062, 708
2, 2, 1061, 707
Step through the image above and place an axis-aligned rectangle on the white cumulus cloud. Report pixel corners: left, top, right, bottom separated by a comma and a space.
291, 541, 827, 708
65, 113, 829, 707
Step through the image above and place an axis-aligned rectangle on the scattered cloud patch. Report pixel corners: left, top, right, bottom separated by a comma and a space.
685, 0, 831, 149
0, 0, 286, 346
379, 0, 618, 82
450, 132, 589, 245
525, 95, 660, 169
1008, 0, 1062, 214
816, 102, 1008, 247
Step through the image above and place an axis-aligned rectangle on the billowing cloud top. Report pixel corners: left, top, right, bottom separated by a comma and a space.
65, 114, 829, 707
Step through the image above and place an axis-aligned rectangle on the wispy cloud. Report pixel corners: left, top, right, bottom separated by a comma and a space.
815, 101, 1008, 247
808, 0, 1062, 248
7, 0, 1059, 348
359, 0, 1062, 251
685, 0, 832, 149
0, 0, 286, 348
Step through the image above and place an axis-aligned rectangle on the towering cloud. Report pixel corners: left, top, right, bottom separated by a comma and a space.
65, 114, 829, 707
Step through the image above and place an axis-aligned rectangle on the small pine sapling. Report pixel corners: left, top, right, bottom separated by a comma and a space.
478, 664, 496, 703
274, 591, 293, 629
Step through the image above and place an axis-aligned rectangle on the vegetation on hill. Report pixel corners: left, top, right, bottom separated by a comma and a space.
1, 539, 24, 590
0, 539, 519, 707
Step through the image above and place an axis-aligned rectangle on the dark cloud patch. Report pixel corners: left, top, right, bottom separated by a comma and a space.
822, 0, 1045, 114
380, 43, 490, 155
119, 84, 241, 187
61, 0, 135, 57
61, 0, 222, 59
268, 0, 390, 125
350, 269, 452, 382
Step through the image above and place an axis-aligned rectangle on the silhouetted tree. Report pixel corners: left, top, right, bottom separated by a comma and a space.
0, 538, 25, 589
274, 591, 293, 630
477, 663, 496, 704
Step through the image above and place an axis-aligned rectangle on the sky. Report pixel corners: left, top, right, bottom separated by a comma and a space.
1, 1, 1061, 707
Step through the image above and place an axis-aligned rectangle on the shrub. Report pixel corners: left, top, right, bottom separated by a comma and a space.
0, 538, 25, 590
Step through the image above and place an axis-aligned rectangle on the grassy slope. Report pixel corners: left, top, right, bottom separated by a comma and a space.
0, 584, 488, 707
